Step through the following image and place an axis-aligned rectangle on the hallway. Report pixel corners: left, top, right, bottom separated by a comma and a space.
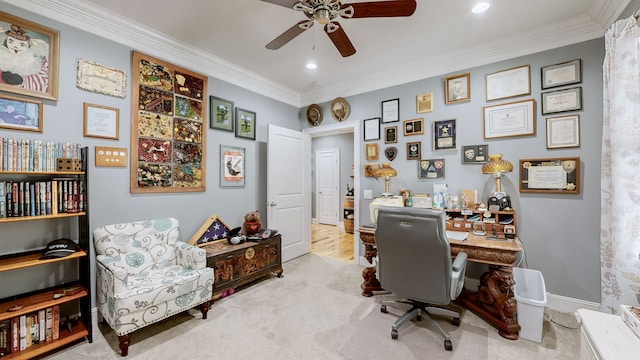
311, 223, 354, 262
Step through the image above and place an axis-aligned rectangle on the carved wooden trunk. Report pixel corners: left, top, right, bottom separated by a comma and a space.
203, 235, 283, 301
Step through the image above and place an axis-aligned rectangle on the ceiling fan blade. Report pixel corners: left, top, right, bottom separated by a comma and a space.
266, 20, 313, 50
260, 0, 299, 9
324, 22, 356, 57
341, 0, 417, 18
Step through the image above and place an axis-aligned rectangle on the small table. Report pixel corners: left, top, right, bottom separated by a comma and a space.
357, 227, 523, 339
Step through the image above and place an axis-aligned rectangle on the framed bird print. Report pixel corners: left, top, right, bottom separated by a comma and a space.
221, 145, 245, 187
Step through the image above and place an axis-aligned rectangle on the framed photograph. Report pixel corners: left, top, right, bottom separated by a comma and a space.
235, 108, 256, 140
363, 117, 380, 141
381, 98, 399, 123
365, 143, 378, 161
209, 96, 234, 132
462, 144, 488, 164
546, 115, 580, 149
403, 118, 424, 136
541, 59, 582, 89
417, 92, 433, 113
541, 87, 582, 115
76, 58, 126, 98
520, 157, 580, 194
0, 11, 59, 100
221, 145, 245, 187
0, 94, 42, 132
406, 141, 421, 160
384, 126, 397, 144
485, 65, 531, 101
433, 119, 456, 151
419, 159, 445, 179
445, 73, 470, 104
483, 99, 536, 139
83, 103, 119, 140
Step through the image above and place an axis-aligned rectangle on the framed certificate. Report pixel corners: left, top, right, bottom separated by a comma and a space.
483, 99, 536, 139
546, 115, 580, 149
520, 157, 580, 194
541, 87, 582, 115
485, 65, 531, 101
541, 59, 581, 89
83, 102, 119, 140
363, 117, 380, 141
381, 98, 399, 123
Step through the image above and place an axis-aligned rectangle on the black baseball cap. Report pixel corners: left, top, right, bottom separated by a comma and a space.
40, 238, 81, 259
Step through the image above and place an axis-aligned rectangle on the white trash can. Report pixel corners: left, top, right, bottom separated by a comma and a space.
513, 267, 547, 342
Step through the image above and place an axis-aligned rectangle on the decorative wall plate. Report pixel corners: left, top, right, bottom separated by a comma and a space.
307, 104, 323, 126
331, 97, 350, 122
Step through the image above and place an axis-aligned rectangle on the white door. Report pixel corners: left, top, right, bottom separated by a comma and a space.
267, 124, 311, 262
315, 149, 339, 225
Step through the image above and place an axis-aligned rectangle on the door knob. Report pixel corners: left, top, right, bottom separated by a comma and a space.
268, 202, 277, 206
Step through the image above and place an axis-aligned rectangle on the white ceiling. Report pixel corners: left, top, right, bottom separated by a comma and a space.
7, 0, 631, 107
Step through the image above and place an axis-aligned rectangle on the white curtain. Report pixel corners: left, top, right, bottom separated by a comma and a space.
600, 12, 640, 314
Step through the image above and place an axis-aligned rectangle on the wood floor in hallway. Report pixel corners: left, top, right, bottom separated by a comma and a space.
311, 223, 354, 262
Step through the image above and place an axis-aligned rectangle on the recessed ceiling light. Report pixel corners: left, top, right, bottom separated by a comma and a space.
472, 2, 490, 13
306, 62, 318, 70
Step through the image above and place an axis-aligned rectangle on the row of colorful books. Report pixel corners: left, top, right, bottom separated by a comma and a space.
0, 179, 86, 218
0, 306, 60, 356
0, 138, 81, 172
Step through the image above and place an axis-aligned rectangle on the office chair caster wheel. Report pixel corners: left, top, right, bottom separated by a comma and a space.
391, 329, 398, 340
452, 317, 460, 326
444, 339, 453, 351
380, 305, 387, 313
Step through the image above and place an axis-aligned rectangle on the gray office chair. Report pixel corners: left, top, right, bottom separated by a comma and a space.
375, 207, 468, 351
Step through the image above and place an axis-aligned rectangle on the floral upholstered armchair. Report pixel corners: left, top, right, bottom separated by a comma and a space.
93, 218, 214, 356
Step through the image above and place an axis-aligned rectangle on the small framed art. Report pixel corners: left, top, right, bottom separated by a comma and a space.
210, 96, 234, 132
381, 98, 399, 123
384, 126, 397, 144
363, 117, 380, 141
366, 143, 379, 161
419, 159, 445, 179
403, 118, 424, 136
546, 115, 580, 149
221, 145, 245, 187
0, 93, 42, 132
235, 108, 256, 140
433, 119, 456, 151
445, 73, 470, 104
83, 102, 119, 139
406, 142, 421, 160
76, 58, 126, 98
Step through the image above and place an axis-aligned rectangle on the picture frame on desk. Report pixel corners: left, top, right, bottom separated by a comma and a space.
0, 94, 42, 132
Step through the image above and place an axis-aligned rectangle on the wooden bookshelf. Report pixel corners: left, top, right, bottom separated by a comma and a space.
0, 250, 87, 272
1, 321, 88, 359
0, 211, 86, 223
0, 285, 88, 321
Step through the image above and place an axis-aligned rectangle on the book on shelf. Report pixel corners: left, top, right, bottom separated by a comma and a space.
52, 305, 60, 341
38, 309, 46, 345
1, 138, 82, 172
10, 317, 18, 353
19, 315, 26, 351
45, 307, 53, 342
0, 319, 10, 356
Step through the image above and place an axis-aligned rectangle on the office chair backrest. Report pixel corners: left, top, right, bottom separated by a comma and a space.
375, 207, 452, 305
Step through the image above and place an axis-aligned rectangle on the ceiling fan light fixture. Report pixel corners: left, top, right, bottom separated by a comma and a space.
315, 8, 330, 24
472, 1, 491, 14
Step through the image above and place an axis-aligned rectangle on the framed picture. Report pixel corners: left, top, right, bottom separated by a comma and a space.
433, 119, 456, 151
363, 117, 380, 141
384, 126, 397, 144
462, 144, 488, 164
381, 98, 399, 123
406, 141, 421, 160
417, 92, 433, 113
0, 93, 42, 132
0, 11, 59, 100
403, 118, 424, 136
209, 96, 234, 132
76, 58, 126, 98
483, 99, 536, 139
365, 143, 378, 161
235, 108, 256, 140
131, 51, 207, 193
485, 65, 531, 101
221, 145, 245, 187
541, 59, 582, 89
546, 115, 580, 149
83, 103, 119, 140
520, 157, 580, 194
541, 87, 582, 115
419, 159, 445, 179
445, 73, 470, 104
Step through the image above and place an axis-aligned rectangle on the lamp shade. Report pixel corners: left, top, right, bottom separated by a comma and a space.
482, 154, 513, 175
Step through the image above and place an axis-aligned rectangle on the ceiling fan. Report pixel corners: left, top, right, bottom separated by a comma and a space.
262, 0, 417, 57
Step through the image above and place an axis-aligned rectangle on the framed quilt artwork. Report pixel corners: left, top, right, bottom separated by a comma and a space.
130, 51, 207, 193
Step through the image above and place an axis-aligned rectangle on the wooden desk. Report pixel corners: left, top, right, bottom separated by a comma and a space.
358, 227, 523, 340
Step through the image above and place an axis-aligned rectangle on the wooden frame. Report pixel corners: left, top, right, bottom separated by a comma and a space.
546, 115, 580, 149
462, 144, 488, 164
188, 214, 233, 246
83, 103, 119, 140
381, 98, 399, 123
365, 143, 378, 161
221, 144, 245, 187
406, 141, 421, 160
483, 99, 536, 139
235, 108, 256, 140
433, 119, 456, 151
485, 65, 531, 101
403, 118, 424, 136
419, 159, 445, 179
76, 58, 126, 98
541, 59, 581, 89
417, 92, 433, 113
363, 117, 380, 141
519, 157, 580, 194
209, 95, 234, 132
541, 87, 582, 115
130, 51, 207, 193
445, 73, 470, 104
0, 11, 59, 100
0, 93, 43, 132
384, 126, 397, 144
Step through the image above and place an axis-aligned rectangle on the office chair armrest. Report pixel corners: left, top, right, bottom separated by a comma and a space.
452, 252, 468, 272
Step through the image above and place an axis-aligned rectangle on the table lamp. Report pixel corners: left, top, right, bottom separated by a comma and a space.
376, 162, 397, 197
481, 154, 513, 193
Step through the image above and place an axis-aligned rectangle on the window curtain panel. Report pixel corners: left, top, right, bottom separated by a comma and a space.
600, 11, 640, 314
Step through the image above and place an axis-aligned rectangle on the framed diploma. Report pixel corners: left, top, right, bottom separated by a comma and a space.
381, 98, 399, 123
519, 157, 580, 194
483, 99, 536, 139
433, 119, 456, 151
83, 102, 119, 140
541, 87, 582, 114
546, 115, 580, 149
541, 59, 581, 89
363, 117, 380, 141
485, 65, 531, 101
